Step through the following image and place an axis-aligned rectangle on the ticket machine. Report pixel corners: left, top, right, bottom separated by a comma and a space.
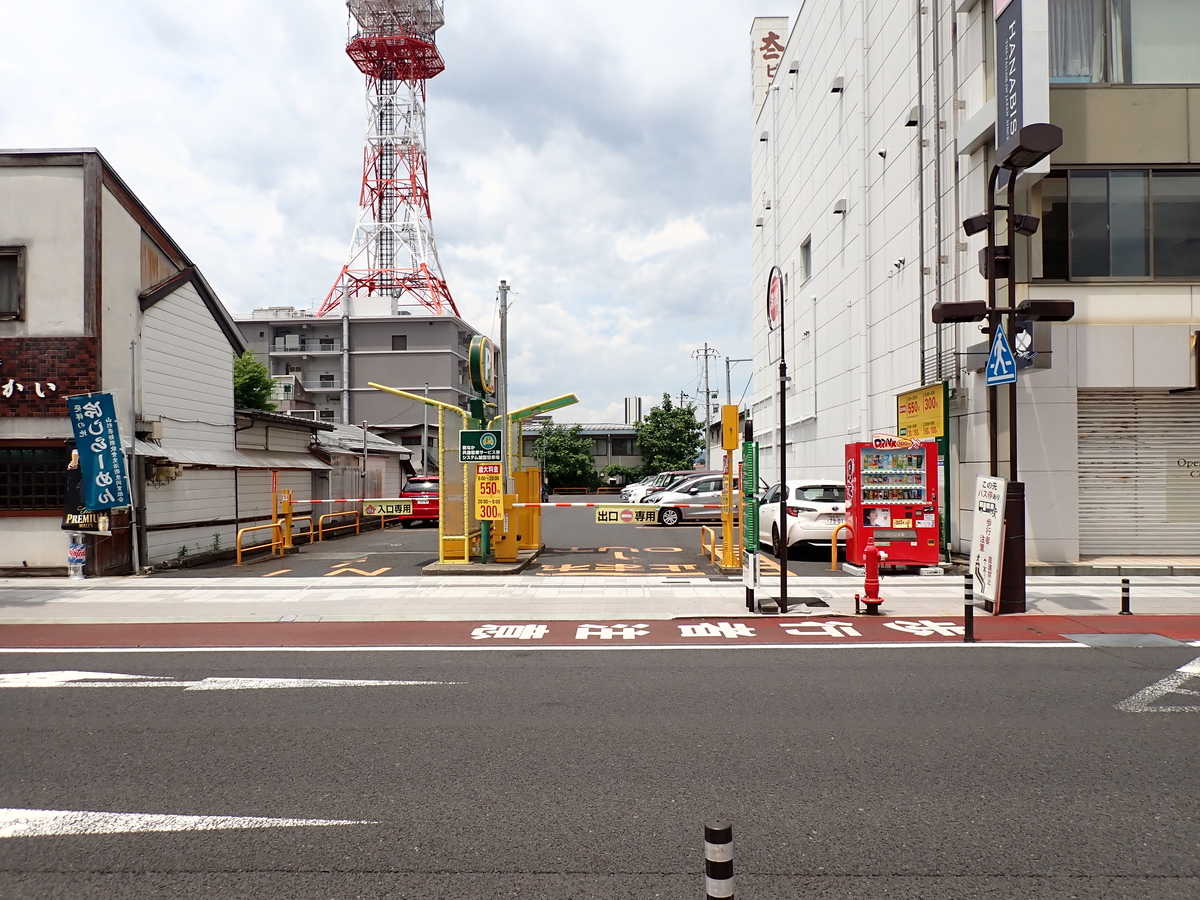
844, 438, 940, 567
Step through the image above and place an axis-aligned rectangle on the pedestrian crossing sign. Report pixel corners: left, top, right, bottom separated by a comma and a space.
985, 328, 1018, 386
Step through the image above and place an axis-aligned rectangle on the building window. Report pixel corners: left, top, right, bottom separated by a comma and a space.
0, 446, 69, 512
319, 409, 336, 422
319, 374, 336, 387
611, 437, 637, 456
799, 237, 812, 283
591, 438, 608, 457
400, 436, 422, 445
0, 246, 26, 321
522, 437, 537, 457
1050, 0, 1200, 85
391, 334, 408, 351
1040, 169, 1200, 280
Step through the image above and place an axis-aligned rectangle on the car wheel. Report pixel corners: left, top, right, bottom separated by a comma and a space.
400, 520, 413, 528
772, 524, 786, 560
659, 507, 681, 526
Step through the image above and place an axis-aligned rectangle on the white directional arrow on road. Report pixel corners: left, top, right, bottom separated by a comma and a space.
0, 671, 460, 690
0, 808, 375, 838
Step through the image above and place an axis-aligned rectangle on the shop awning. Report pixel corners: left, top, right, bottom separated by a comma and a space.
134, 440, 331, 470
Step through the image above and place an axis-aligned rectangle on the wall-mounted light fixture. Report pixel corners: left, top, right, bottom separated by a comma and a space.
830, 77, 844, 93
832, 199, 848, 215
906, 106, 920, 126
788, 60, 799, 74
760, 131, 769, 142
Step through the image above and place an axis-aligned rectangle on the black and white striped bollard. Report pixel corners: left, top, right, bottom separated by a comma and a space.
964, 572, 977, 643
1120, 577, 1132, 615
704, 821, 733, 899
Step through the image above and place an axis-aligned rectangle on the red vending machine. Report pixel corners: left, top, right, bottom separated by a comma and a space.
844, 439, 940, 567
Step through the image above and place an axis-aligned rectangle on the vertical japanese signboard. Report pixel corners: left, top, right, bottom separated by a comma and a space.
66, 392, 130, 511
474, 463, 503, 521
741, 440, 759, 553
970, 476, 1008, 605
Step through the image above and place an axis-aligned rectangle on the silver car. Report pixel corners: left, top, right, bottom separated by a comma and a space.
653, 473, 736, 526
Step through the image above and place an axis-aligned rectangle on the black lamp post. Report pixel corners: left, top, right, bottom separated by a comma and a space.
931, 123, 1073, 613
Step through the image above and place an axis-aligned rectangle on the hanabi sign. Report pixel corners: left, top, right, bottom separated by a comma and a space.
970, 476, 1008, 604
65, 392, 130, 511
595, 505, 658, 525
474, 464, 503, 521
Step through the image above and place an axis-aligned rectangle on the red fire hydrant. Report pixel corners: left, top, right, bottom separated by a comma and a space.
856, 536, 887, 615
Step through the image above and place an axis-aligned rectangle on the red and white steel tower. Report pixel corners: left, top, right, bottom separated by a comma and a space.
319, 0, 458, 318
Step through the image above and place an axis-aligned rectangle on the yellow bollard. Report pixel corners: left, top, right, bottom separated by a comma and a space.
282, 489, 294, 551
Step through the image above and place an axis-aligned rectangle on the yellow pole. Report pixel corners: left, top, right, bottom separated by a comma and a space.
437, 407, 446, 563
720, 449, 738, 569
282, 490, 294, 551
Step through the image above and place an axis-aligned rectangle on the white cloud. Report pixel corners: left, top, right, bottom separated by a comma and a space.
0, 0, 764, 418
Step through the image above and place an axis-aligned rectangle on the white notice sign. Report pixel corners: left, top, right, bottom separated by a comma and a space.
970, 476, 1007, 604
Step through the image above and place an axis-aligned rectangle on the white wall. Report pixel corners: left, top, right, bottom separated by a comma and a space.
0, 167, 85, 338
0, 520, 69, 568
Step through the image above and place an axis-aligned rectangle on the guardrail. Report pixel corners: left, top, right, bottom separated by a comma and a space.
291, 516, 313, 545
236, 523, 283, 565
318, 511, 360, 541
700, 526, 717, 562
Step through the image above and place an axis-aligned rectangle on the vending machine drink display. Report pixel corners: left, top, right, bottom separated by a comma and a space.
844, 439, 940, 567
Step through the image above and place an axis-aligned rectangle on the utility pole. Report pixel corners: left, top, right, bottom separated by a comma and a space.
498, 280, 511, 493
725, 358, 752, 406
692, 344, 720, 468
422, 382, 429, 475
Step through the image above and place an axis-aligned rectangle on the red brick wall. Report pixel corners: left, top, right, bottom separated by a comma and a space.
0, 337, 99, 417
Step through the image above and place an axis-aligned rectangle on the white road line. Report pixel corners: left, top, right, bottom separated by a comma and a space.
0, 671, 460, 689
0, 808, 374, 839
0, 642, 1087, 655
1115, 656, 1200, 713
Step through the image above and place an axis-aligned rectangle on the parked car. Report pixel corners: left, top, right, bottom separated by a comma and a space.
627, 470, 700, 503
398, 475, 439, 527
653, 473, 737, 526
756, 479, 846, 552
640, 470, 720, 504
620, 476, 654, 502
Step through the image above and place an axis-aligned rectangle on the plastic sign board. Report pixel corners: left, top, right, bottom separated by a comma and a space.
66, 392, 130, 511
741, 440, 759, 552
986, 328, 1018, 386
460, 430, 502, 462
363, 500, 414, 516
896, 384, 946, 439
721, 405, 740, 450
970, 476, 1008, 603
468, 335, 497, 396
595, 505, 658, 525
474, 464, 503, 521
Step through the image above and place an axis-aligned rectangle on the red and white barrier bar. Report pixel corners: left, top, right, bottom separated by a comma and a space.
511, 502, 723, 508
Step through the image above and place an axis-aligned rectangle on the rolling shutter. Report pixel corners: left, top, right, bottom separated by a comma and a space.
1077, 390, 1200, 555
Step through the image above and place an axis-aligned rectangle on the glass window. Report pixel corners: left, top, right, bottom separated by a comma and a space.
1050, 0, 1105, 83
590, 438, 608, 456
799, 237, 812, 283
796, 484, 847, 503
0, 447, 69, 511
1112, 0, 1200, 84
1151, 172, 1200, 277
611, 437, 636, 456
1041, 174, 1070, 279
0, 248, 23, 320
1068, 170, 1150, 277
391, 334, 407, 351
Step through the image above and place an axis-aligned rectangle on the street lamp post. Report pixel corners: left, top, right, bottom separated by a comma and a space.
932, 123, 1073, 614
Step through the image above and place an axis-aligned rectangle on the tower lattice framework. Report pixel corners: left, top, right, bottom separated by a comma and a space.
319, 0, 458, 317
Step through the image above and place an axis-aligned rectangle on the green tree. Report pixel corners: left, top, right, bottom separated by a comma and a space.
635, 393, 704, 473
233, 350, 277, 412
532, 423, 599, 489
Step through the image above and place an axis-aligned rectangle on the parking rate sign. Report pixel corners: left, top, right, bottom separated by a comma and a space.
460, 430, 502, 462
475, 464, 503, 521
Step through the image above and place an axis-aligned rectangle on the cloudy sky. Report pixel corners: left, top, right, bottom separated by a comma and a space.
0, 0, 771, 421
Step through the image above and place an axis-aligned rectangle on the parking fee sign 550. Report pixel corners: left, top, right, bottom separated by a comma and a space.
474, 464, 503, 521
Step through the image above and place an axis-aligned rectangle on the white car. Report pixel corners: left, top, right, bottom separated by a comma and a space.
620, 476, 653, 501
757, 479, 847, 552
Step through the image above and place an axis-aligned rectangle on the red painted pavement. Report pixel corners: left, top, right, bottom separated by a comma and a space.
0, 616, 1198, 650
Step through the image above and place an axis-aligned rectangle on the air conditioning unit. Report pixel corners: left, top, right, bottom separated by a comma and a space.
147, 463, 183, 484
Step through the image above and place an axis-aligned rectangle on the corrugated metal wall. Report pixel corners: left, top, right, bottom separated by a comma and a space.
1078, 390, 1200, 556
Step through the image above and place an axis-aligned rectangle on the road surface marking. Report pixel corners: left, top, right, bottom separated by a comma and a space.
325, 566, 392, 576
261, 569, 292, 577
0, 808, 374, 839
1115, 656, 1200, 713
0, 671, 459, 690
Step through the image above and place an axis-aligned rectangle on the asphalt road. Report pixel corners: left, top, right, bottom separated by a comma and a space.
1, 645, 1197, 898
159, 495, 843, 579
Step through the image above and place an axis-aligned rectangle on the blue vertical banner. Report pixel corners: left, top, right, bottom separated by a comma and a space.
66, 392, 130, 510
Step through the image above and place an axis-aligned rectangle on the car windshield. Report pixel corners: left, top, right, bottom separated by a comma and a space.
787, 484, 845, 503
405, 479, 439, 492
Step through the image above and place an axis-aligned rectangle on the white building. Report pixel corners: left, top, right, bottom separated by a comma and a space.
0, 149, 331, 572
750, 1, 1200, 564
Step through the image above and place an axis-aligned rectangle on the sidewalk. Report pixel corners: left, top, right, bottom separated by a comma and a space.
0, 574, 1197, 624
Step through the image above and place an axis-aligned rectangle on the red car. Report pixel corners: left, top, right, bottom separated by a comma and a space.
399, 476, 439, 527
